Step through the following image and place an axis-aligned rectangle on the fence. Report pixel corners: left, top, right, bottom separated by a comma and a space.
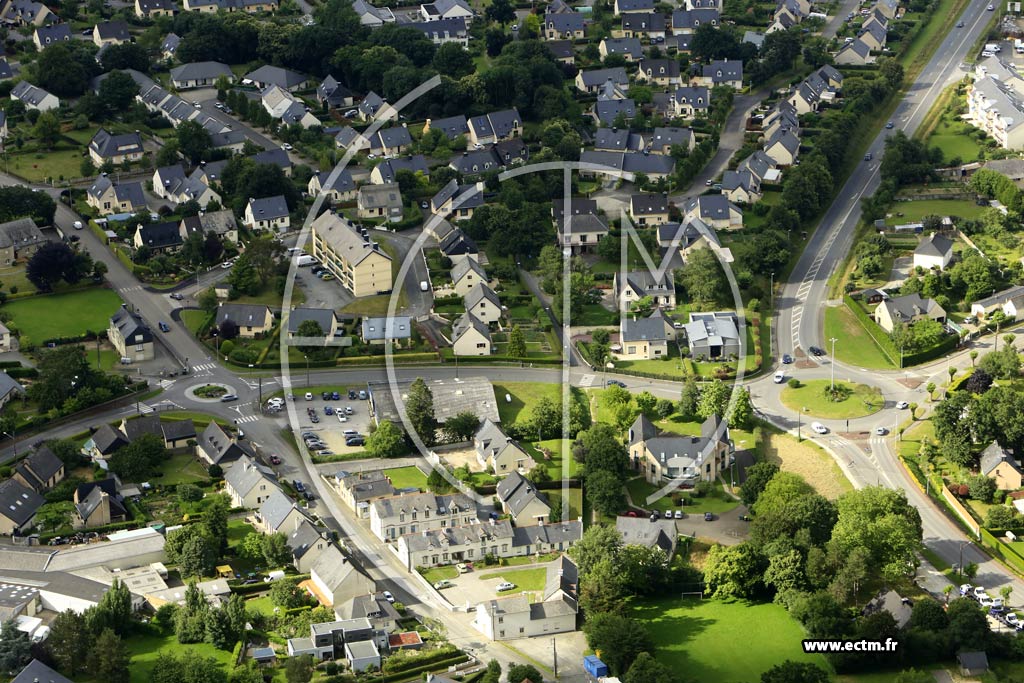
940, 485, 981, 538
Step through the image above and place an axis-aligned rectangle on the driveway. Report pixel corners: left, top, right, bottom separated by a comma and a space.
675, 508, 751, 546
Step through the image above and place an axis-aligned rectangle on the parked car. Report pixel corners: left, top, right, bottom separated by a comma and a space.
305, 392, 313, 401
283, 143, 293, 151
885, 121, 894, 129
73, 221, 83, 229
358, 390, 368, 400
324, 406, 335, 415
496, 582, 516, 592
960, 583, 972, 596
348, 389, 357, 400
434, 580, 453, 590
974, 586, 989, 599
782, 354, 793, 364
456, 563, 470, 574
269, 455, 281, 465
346, 436, 365, 446
663, 510, 673, 519
382, 591, 395, 603
293, 480, 305, 492
332, 391, 341, 400
337, 414, 348, 423
322, 391, 331, 400
674, 510, 684, 519
773, 371, 785, 384
703, 512, 714, 521
1007, 613, 1021, 627
811, 422, 828, 434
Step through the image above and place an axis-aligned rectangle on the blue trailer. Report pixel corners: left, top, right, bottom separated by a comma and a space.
583, 655, 609, 678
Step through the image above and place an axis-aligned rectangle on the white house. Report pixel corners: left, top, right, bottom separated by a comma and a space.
913, 233, 954, 271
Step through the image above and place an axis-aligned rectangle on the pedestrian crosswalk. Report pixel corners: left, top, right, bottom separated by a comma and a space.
118, 285, 143, 294
578, 374, 596, 387
159, 379, 176, 389
138, 404, 155, 414
236, 414, 260, 424
192, 363, 217, 372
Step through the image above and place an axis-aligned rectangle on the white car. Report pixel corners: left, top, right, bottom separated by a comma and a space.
283, 143, 293, 151
773, 371, 785, 384
304, 392, 313, 401
192, 101, 202, 108
73, 221, 83, 230
980, 596, 994, 607
992, 597, 1005, 610
337, 414, 348, 423
1007, 613, 1021, 627
960, 583, 973, 595
874, 426, 888, 435
382, 591, 395, 603
811, 422, 828, 434
496, 582, 516, 592
974, 586, 989, 599
896, 401, 909, 409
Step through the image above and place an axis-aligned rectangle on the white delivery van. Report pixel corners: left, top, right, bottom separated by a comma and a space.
296, 254, 318, 267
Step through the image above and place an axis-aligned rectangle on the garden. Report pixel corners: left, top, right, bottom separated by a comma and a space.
1, 287, 123, 345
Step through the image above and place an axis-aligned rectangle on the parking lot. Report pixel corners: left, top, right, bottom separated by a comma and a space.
294, 265, 354, 311
272, 389, 374, 456
433, 557, 563, 610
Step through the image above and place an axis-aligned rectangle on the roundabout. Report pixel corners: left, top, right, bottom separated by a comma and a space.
185, 383, 235, 403
779, 379, 883, 420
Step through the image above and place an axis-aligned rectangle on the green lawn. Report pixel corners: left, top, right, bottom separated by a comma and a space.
181, 309, 211, 335
245, 595, 277, 617
126, 628, 235, 683
419, 565, 458, 584
85, 347, 119, 371
492, 382, 568, 426
823, 305, 897, 369
927, 119, 987, 163
884, 199, 988, 226
8, 148, 86, 183
385, 465, 428, 490
626, 477, 740, 515
2, 288, 122, 342
780, 380, 883, 420
0, 264, 37, 295
631, 597, 828, 682
227, 518, 255, 545
522, 439, 583, 479
478, 567, 547, 592
154, 452, 210, 486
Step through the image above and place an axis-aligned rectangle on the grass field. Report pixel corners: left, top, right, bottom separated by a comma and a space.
2, 288, 122, 342
478, 567, 547, 592
154, 452, 210, 486
780, 380, 883, 420
419, 565, 459, 584
626, 477, 740, 515
522, 439, 583, 480
181, 309, 211, 335
126, 628, 235, 683
385, 465, 428, 490
632, 597, 828, 682
492, 381, 571, 426
927, 118, 987, 163
823, 305, 896, 369
884, 199, 988, 226
8, 148, 86, 183
760, 428, 852, 499
0, 264, 37, 295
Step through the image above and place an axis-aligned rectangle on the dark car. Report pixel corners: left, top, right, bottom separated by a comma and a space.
321, 391, 331, 400
346, 436, 365, 447
809, 346, 824, 356
885, 121, 894, 129
606, 379, 627, 388
348, 389, 357, 399
269, 455, 281, 465
704, 512, 714, 521
303, 491, 315, 501
782, 354, 793, 364
170, 292, 184, 300
293, 480, 305, 492
220, 394, 238, 402
332, 391, 341, 400
158, 321, 171, 332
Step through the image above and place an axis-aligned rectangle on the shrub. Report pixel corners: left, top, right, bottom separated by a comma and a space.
787, 378, 801, 388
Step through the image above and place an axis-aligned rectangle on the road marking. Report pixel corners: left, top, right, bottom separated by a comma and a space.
579, 374, 596, 387
236, 415, 260, 424
192, 363, 217, 371
138, 404, 155, 414
118, 285, 143, 293
159, 379, 176, 389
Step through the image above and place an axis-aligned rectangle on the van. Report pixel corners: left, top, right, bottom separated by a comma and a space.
296, 254, 317, 267
986, 43, 1001, 53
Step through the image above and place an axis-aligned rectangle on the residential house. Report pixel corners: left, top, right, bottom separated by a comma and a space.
0, 218, 46, 265
496, 472, 550, 524
423, 114, 469, 141
352, 0, 395, 25
593, 99, 636, 126
369, 155, 429, 185
367, 127, 414, 158
408, 17, 469, 45
197, 421, 256, 467
224, 455, 279, 509
88, 128, 144, 166
858, 21, 887, 51
360, 316, 412, 346
0, 0, 55, 26
135, 0, 177, 18
684, 195, 743, 229
763, 129, 800, 166
575, 67, 629, 94
684, 311, 740, 359
971, 285, 1024, 321
338, 593, 401, 634
721, 169, 761, 204
243, 195, 290, 232
0, 372, 22, 411
286, 519, 330, 572
468, 108, 522, 146
310, 212, 393, 297
357, 183, 403, 222
11, 447, 64, 494
179, 209, 237, 244
254, 488, 310, 534
86, 177, 146, 216
629, 193, 670, 226
243, 65, 309, 92
617, 314, 672, 360
556, 212, 608, 254
397, 520, 518, 570
32, 23, 69, 49
108, 305, 154, 362
260, 84, 320, 128
151, 165, 219, 208
10, 81, 58, 112
648, 127, 694, 155
599, 37, 643, 61
133, 221, 182, 254
636, 58, 682, 87
448, 148, 504, 176
73, 479, 127, 529
835, 38, 874, 66
981, 442, 1024, 490
958, 652, 990, 678
543, 12, 586, 39
615, 0, 654, 13
474, 556, 578, 640
286, 615, 379, 661
92, 21, 131, 47
475, 420, 535, 476
419, 0, 473, 21
464, 283, 501, 324
968, 76, 1024, 150
286, 307, 342, 340
161, 33, 180, 59
431, 180, 483, 221
874, 293, 947, 333
317, 75, 353, 109
440, 228, 479, 260
696, 59, 742, 89
82, 425, 129, 461
160, 420, 196, 449
0, 321, 11, 352
670, 85, 710, 118
0, 479, 44, 534
594, 128, 643, 152
331, 470, 395, 517
629, 413, 732, 484
216, 303, 274, 338
615, 513, 678, 556
617, 11, 667, 40
613, 270, 676, 311
308, 170, 356, 203
345, 640, 381, 672
169, 61, 233, 89
670, 7, 719, 33
252, 147, 294, 177
368, 490, 476, 541
11, 661, 74, 683
451, 312, 492, 356
451, 257, 488, 296
913, 233, 954, 270
358, 92, 388, 121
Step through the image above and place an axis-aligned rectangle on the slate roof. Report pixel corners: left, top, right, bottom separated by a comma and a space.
216, 303, 273, 328
287, 519, 326, 560
615, 515, 677, 552
684, 311, 739, 346
120, 415, 161, 443
370, 126, 414, 152
170, 61, 233, 83
915, 233, 953, 258
372, 155, 429, 183
0, 218, 45, 250
449, 148, 503, 175
162, 419, 196, 442
94, 21, 130, 41
428, 115, 469, 140
0, 59, 13, 80
199, 421, 255, 465
252, 147, 292, 171
10, 81, 53, 108
247, 195, 289, 221
136, 221, 182, 250
259, 488, 308, 531
620, 11, 666, 32
671, 7, 719, 28
650, 126, 692, 150
87, 177, 146, 208
544, 11, 585, 31
318, 75, 351, 106
972, 284, 1024, 309
622, 316, 669, 343
0, 479, 44, 527
137, 0, 177, 12
981, 441, 1023, 477
90, 424, 129, 456
161, 33, 180, 54
361, 316, 412, 340
690, 194, 740, 221
13, 447, 62, 491
601, 37, 643, 59
110, 306, 153, 346
359, 91, 386, 118
465, 282, 500, 311
594, 99, 636, 125
879, 293, 944, 324
511, 520, 582, 547
579, 67, 629, 88
286, 307, 338, 334
703, 59, 743, 83
496, 471, 549, 518
12, 660, 74, 683
224, 454, 278, 501
439, 228, 478, 255
631, 193, 668, 215
546, 40, 575, 60
244, 65, 307, 90
451, 256, 487, 284
35, 23, 70, 43
452, 311, 490, 344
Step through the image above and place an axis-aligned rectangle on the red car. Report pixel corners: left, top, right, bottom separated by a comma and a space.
269, 455, 281, 465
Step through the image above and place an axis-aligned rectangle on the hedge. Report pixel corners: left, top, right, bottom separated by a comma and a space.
980, 527, 1024, 575
5, 367, 39, 379
382, 647, 461, 674
378, 655, 470, 683
843, 295, 963, 367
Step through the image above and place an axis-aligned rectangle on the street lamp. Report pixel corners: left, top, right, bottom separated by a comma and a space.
304, 354, 310, 387
829, 337, 838, 390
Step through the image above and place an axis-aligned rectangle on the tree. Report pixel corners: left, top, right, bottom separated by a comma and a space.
986, 504, 1019, 529
531, 396, 562, 439
230, 661, 266, 683
635, 391, 657, 417
678, 376, 700, 417
624, 652, 679, 683
761, 662, 829, 683
677, 249, 726, 306
582, 613, 653, 676
829, 486, 922, 583
204, 606, 232, 649
178, 483, 204, 504
204, 493, 230, 553
618, 545, 670, 595
109, 432, 167, 481
741, 462, 779, 507
967, 473, 997, 503
579, 556, 627, 614
586, 469, 626, 516
262, 532, 292, 568
727, 387, 753, 429
176, 120, 213, 164
569, 524, 622, 577
365, 419, 407, 458
432, 42, 475, 78
480, 660, 502, 683
284, 654, 314, 683
271, 579, 309, 608
97, 579, 133, 635
702, 543, 766, 599
29, 345, 100, 412
443, 411, 480, 442
0, 186, 56, 225
46, 610, 90, 674
908, 598, 948, 632
485, 0, 515, 23
697, 379, 730, 420
576, 423, 628, 477
35, 43, 92, 97
946, 597, 989, 650
88, 628, 130, 683
98, 70, 141, 113
26, 242, 83, 291
507, 664, 543, 683
32, 111, 61, 149
406, 378, 437, 445
507, 325, 527, 358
